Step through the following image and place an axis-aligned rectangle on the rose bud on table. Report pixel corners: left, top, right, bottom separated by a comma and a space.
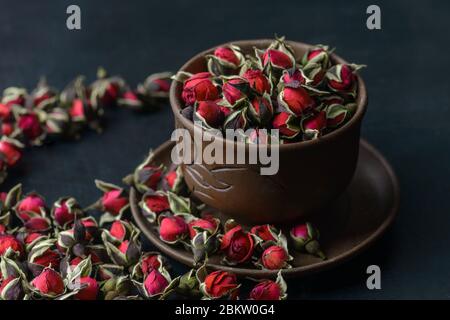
207, 45, 245, 75
17, 112, 44, 144
15, 192, 47, 222
0, 138, 23, 167
131, 252, 165, 280
290, 222, 326, 259
2, 87, 27, 107
94, 180, 129, 224
30, 267, 65, 298
0, 234, 24, 258
89, 67, 125, 108
136, 72, 172, 108
51, 197, 83, 228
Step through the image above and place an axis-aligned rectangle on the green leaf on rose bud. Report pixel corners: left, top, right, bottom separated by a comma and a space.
176, 269, 202, 297
167, 191, 195, 216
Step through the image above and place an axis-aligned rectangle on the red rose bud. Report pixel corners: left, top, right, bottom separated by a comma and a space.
250, 225, 277, 242
248, 95, 273, 126
0, 139, 22, 166
302, 46, 330, 68
102, 189, 129, 216
262, 49, 294, 69
242, 69, 271, 95
117, 90, 143, 109
272, 112, 300, 139
109, 220, 133, 242
75, 277, 99, 300
52, 198, 79, 227
24, 232, 46, 247
326, 64, 358, 92
1, 122, 14, 136
136, 72, 172, 106
147, 77, 171, 94
302, 111, 327, 140
70, 98, 86, 120
188, 217, 218, 239
320, 94, 345, 106
195, 101, 225, 128
159, 215, 188, 243
281, 69, 308, 86
325, 103, 355, 128
144, 269, 169, 297
207, 45, 244, 75
140, 253, 162, 276
137, 165, 163, 191
2, 87, 27, 107
278, 87, 315, 116
0, 235, 24, 257
290, 222, 326, 259
0, 103, 12, 120
261, 245, 290, 270
222, 77, 248, 106
140, 192, 170, 222
30, 268, 64, 296
182, 72, 219, 105
204, 270, 239, 299
31, 248, 61, 268
223, 108, 248, 130
24, 217, 51, 232
0, 224, 6, 234
118, 240, 129, 254
91, 74, 123, 108
0, 276, 24, 300
249, 280, 282, 300
16, 193, 46, 221
220, 226, 254, 264
163, 166, 184, 193
32, 80, 58, 110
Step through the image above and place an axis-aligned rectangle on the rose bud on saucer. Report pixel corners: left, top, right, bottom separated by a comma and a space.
302, 111, 327, 140
261, 245, 291, 270
201, 270, 240, 299
30, 267, 65, 298
220, 225, 254, 264
249, 271, 287, 300
222, 77, 249, 106
16, 193, 46, 221
207, 45, 244, 75
139, 191, 170, 222
247, 94, 274, 126
272, 112, 300, 139
250, 224, 278, 242
241, 69, 271, 95
326, 64, 364, 96
0, 138, 22, 167
163, 165, 185, 194
278, 86, 315, 116
194, 100, 225, 128
290, 222, 326, 259
188, 216, 218, 239
159, 215, 188, 244
0, 234, 24, 257
75, 277, 99, 300
181, 72, 219, 105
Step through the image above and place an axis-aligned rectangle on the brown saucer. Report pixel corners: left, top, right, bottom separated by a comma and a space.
130, 139, 399, 279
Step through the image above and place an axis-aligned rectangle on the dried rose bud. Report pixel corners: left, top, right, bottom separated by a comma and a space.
30, 268, 65, 297
290, 222, 326, 259
326, 103, 356, 128
117, 90, 143, 110
207, 45, 244, 76
90, 69, 124, 108
0, 235, 24, 257
0, 276, 24, 300
0, 139, 22, 167
202, 270, 239, 299
2, 87, 27, 107
188, 217, 218, 239
52, 197, 81, 228
109, 220, 136, 242
272, 112, 300, 139
32, 79, 58, 110
261, 245, 290, 270
143, 268, 169, 297
326, 64, 363, 95
241, 69, 271, 95
194, 101, 225, 128
24, 216, 51, 232
278, 86, 315, 116
248, 95, 273, 126
0, 103, 12, 120
1, 122, 13, 136
136, 72, 172, 106
159, 215, 188, 243
16, 193, 46, 221
250, 224, 278, 242
262, 49, 294, 70
75, 277, 99, 300
224, 108, 248, 130
163, 165, 185, 194
222, 77, 248, 106
181, 72, 219, 105
249, 280, 281, 300
220, 226, 254, 264
140, 191, 170, 222
280, 68, 309, 86
140, 253, 163, 276
302, 111, 327, 140
101, 189, 129, 216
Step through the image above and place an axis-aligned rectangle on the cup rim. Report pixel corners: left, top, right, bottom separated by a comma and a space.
170, 39, 368, 150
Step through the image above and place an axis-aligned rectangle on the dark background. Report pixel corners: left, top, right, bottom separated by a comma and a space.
1, 0, 449, 299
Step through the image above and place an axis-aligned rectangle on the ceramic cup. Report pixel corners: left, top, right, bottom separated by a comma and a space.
170, 39, 368, 224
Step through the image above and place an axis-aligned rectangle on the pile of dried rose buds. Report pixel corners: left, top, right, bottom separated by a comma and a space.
0, 181, 289, 300
0, 68, 172, 184
130, 151, 326, 272
174, 36, 364, 144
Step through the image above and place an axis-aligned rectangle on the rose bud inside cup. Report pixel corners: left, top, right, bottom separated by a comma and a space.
262, 49, 294, 69
203, 270, 239, 299
249, 280, 282, 300
326, 64, 364, 95
241, 69, 271, 95
222, 77, 248, 106
272, 112, 300, 139
194, 100, 225, 128
261, 245, 290, 270
278, 86, 315, 116
248, 95, 274, 126
214, 46, 241, 67
220, 225, 254, 264
302, 111, 327, 140
182, 72, 219, 105
30, 268, 65, 297
159, 215, 188, 243
0, 139, 22, 167
207, 45, 244, 76
281, 68, 308, 86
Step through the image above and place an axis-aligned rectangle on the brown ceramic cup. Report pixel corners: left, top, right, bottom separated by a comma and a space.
169, 39, 368, 225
